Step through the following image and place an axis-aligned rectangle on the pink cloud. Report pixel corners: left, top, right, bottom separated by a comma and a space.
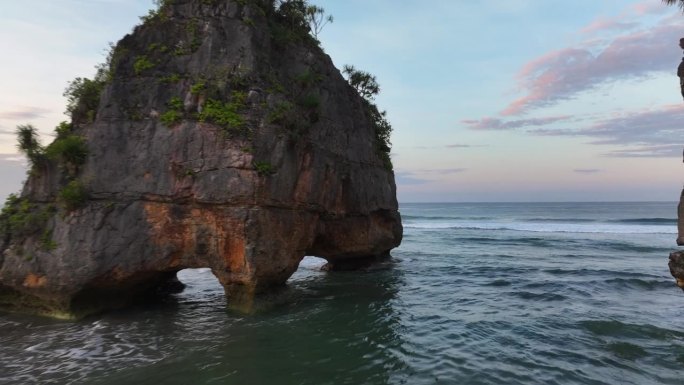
0, 106, 51, 120
529, 104, 684, 157
604, 144, 682, 157
632, 1, 671, 16
462, 115, 572, 130
580, 18, 638, 34
502, 14, 684, 116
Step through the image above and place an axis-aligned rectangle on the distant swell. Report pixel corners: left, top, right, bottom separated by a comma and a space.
522, 218, 597, 223
402, 215, 493, 221
519, 217, 675, 225
609, 218, 675, 225
403, 222, 676, 234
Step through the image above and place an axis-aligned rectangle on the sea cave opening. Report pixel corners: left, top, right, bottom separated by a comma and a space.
292, 255, 328, 277
173, 268, 225, 300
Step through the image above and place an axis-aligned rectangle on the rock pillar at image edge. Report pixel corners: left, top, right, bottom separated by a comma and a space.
0, 0, 402, 318
669, 149, 684, 288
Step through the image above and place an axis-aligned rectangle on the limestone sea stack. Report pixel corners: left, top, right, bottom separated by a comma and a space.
669, 151, 684, 287
0, 0, 402, 318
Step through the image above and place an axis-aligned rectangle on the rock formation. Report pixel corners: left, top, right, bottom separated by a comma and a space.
669, 150, 684, 287
0, 0, 402, 318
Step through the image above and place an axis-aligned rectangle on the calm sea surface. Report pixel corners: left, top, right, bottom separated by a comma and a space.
2, 202, 684, 384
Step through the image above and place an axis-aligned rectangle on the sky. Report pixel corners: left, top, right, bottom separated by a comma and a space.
0, 0, 683, 202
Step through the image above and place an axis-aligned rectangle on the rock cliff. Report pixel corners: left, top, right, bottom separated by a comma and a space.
669, 150, 684, 287
0, 0, 402, 318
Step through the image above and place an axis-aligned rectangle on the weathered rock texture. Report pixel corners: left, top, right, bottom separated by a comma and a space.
678, 187, 684, 246
669, 150, 684, 287
0, 0, 402, 318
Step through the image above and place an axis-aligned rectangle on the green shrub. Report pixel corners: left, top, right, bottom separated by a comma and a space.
147, 42, 169, 54
267, 100, 294, 125
160, 96, 184, 126
342, 65, 379, 100
54, 121, 72, 138
96, 42, 126, 83
45, 135, 88, 167
133, 55, 155, 75
168, 96, 184, 110
58, 181, 88, 211
64, 77, 105, 122
15, 124, 44, 167
39, 230, 58, 251
159, 73, 182, 83
198, 92, 246, 131
139, 0, 172, 24
160, 110, 183, 126
190, 81, 206, 95
0, 194, 55, 238
341, 65, 393, 171
187, 18, 202, 51
364, 100, 393, 171
267, 0, 333, 47
254, 161, 275, 175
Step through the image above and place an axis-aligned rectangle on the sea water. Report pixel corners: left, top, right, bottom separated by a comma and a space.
1, 202, 683, 384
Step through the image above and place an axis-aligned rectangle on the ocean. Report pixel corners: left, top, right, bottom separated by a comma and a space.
1, 202, 683, 384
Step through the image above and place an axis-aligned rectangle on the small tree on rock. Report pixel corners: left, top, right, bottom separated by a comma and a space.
305, 5, 333, 39
342, 65, 380, 101
15, 124, 44, 167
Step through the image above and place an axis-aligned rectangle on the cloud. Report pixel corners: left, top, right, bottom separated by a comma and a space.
414, 143, 485, 149
632, 1, 672, 16
444, 144, 476, 148
602, 144, 683, 158
502, 12, 684, 115
584, 104, 684, 145
573, 168, 602, 174
0, 153, 25, 163
0, 106, 51, 121
462, 115, 572, 130
395, 172, 430, 185
580, 19, 638, 35
395, 168, 467, 186
529, 104, 684, 157
415, 168, 467, 175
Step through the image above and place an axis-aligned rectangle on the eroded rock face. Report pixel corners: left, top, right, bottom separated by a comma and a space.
0, 0, 402, 318
669, 251, 684, 289
678, 188, 684, 246
669, 151, 684, 287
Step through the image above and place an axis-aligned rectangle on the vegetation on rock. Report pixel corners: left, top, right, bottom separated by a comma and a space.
15, 125, 45, 168
160, 97, 185, 126
0, 194, 55, 240
45, 135, 88, 169
342, 65, 393, 170
16, 122, 88, 174
133, 55, 156, 75
198, 92, 247, 133
254, 161, 275, 175
0, 0, 402, 319
342, 65, 380, 100
58, 180, 88, 211
64, 77, 105, 123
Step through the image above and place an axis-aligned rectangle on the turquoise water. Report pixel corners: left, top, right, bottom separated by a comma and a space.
1, 202, 683, 384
